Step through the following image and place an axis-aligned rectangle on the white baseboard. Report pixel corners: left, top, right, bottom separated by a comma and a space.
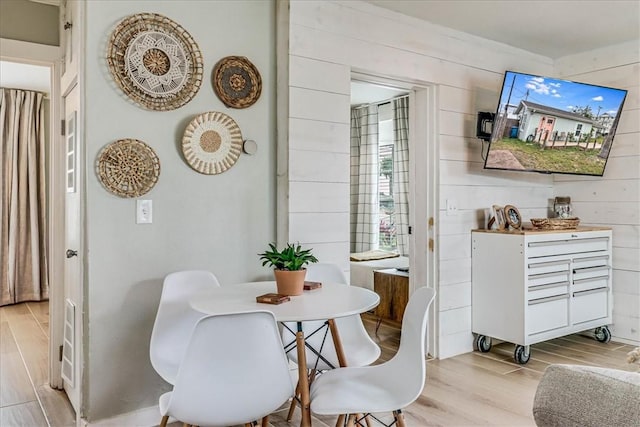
612, 336, 640, 346
81, 405, 167, 427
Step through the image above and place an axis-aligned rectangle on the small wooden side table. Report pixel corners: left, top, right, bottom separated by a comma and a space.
373, 268, 409, 327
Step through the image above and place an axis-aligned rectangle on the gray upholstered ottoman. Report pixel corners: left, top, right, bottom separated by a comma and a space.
533, 364, 640, 427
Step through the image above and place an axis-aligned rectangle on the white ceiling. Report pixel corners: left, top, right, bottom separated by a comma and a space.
0, 61, 51, 94
365, 0, 640, 58
21, 1, 640, 58
10, 1, 639, 100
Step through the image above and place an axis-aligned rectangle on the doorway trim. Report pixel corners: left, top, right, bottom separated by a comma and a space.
350, 71, 440, 357
0, 37, 64, 388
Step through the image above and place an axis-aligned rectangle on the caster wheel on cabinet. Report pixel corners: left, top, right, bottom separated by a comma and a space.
514, 345, 530, 364
594, 326, 611, 343
475, 335, 492, 353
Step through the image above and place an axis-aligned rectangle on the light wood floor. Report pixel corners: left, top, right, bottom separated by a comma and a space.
0, 301, 75, 427
2, 302, 635, 427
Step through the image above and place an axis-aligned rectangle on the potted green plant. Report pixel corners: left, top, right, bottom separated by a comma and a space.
259, 242, 318, 295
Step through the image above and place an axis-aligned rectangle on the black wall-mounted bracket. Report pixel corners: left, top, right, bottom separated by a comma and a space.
476, 112, 495, 142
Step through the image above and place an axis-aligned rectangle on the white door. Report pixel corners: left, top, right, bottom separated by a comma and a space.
63, 83, 82, 412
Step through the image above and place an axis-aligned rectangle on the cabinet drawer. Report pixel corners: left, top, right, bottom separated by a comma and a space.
573, 255, 609, 269
527, 237, 609, 258
573, 276, 609, 293
528, 282, 569, 300
528, 271, 570, 287
527, 295, 569, 335
573, 265, 609, 281
572, 287, 608, 324
527, 259, 570, 275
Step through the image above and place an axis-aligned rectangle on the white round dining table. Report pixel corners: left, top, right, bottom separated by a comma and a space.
190, 280, 379, 427
190, 281, 380, 322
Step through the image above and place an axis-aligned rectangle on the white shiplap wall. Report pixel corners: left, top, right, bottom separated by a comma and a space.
283, 0, 555, 358
554, 40, 640, 344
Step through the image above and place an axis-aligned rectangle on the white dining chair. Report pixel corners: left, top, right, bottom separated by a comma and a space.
158, 311, 294, 427
281, 263, 381, 420
309, 286, 436, 427
150, 270, 220, 387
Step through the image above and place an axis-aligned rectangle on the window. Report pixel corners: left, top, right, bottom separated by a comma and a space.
575, 123, 583, 136
378, 112, 396, 251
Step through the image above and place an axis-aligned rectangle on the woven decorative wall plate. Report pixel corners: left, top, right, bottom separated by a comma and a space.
106, 13, 203, 111
212, 56, 262, 109
96, 139, 160, 198
182, 112, 243, 175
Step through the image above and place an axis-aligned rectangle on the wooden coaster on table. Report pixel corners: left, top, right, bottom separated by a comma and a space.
256, 293, 290, 305
303, 281, 322, 290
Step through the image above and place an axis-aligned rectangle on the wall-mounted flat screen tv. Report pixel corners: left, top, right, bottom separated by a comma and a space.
484, 70, 627, 176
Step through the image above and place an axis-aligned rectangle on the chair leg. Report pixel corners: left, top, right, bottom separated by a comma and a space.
288, 369, 317, 422
346, 414, 357, 427
159, 415, 169, 427
287, 380, 301, 421
261, 416, 269, 427
335, 414, 346, 427
393, 410, 407, 427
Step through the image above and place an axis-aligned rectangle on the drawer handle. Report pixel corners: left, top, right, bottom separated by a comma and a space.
528, 260, 570, 269
528, 293, 569, 305
574, 275, 609, 284
528, 281, 570, 291
528, 237, 609, 248
573, 287, 608, 297
528, 271, 570, 280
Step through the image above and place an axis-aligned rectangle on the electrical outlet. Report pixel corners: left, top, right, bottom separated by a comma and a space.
136, 200, 152, 224
446, 199, 458, 216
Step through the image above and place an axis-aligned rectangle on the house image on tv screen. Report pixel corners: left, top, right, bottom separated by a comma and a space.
484, 70, 627, 176
516, 101, 598, 146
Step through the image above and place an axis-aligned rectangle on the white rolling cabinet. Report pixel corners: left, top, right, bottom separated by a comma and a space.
471, 227, 613, 364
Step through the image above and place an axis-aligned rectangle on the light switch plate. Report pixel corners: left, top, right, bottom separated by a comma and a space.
136, 199, 152, 224
446, 199, 458, 216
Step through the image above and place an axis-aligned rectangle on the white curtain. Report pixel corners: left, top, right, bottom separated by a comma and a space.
392, 96, 410, 256
350, 105, 379, 252
0, 88, 49, 306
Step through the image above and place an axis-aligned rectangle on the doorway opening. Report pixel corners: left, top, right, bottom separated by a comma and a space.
0, 39, 75, 418
349, 74, 438, 357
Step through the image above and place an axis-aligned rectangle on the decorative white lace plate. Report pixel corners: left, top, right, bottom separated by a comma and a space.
107, 13, 203, 111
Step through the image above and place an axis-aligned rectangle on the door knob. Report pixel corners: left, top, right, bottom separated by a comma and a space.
66, 249, 78, 258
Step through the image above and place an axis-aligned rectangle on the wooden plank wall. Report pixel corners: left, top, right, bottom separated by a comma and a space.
554, 41, 640, 344
285, 0, 556, 358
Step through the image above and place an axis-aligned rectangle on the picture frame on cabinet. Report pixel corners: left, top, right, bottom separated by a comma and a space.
504, 205, 522, 229
492, 205, 507, 230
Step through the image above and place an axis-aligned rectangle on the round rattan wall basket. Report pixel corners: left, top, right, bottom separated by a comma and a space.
106, 13, 203, 111
212, 56, 262, 109
182, 111, 243, 175
96, 139, 160, 198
